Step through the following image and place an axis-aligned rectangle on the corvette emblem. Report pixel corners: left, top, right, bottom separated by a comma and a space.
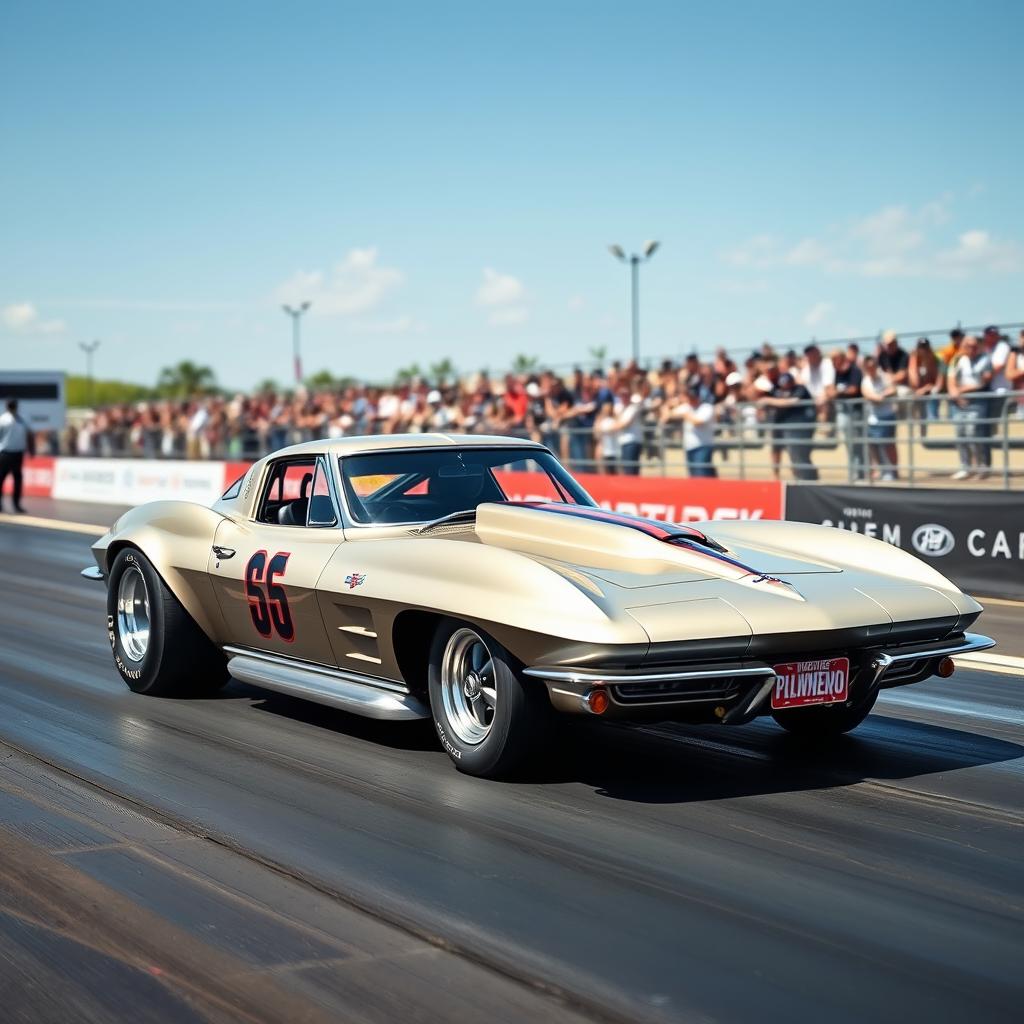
345, 573, 366, 590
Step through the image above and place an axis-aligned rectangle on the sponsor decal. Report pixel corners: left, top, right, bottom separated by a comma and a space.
911, 523, 955, 557
344, 572, 366, 590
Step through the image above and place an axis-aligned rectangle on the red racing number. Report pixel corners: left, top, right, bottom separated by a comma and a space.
245, 550, 295, 642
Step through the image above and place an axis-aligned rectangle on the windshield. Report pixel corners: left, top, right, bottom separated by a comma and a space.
339, 447, 595, 526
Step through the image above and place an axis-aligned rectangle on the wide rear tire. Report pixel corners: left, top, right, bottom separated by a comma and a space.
428, 618, 548, 778
771, 690, 878, 737
106, 548, 228, 697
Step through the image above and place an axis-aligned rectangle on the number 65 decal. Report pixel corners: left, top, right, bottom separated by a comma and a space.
245, 550, 295, 642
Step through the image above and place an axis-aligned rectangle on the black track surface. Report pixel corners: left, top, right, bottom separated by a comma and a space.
0, 512, 1021, 1023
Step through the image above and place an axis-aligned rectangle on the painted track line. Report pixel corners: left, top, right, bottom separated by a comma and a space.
954, 652, 1024, 677
0, 513, 107, 536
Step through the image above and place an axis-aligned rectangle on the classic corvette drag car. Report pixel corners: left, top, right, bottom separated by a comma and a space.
83, 434, 994, 776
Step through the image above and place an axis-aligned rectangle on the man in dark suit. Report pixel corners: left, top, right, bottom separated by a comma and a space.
0, 398, 35, 513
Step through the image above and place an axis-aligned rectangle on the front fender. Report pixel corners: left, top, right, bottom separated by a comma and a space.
92, 500, 230, 642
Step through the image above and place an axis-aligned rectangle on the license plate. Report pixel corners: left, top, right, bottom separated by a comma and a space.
771, 657, 850, 709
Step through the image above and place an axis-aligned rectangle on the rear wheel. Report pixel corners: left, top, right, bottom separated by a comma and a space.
771, 690, 878, 737
428, 618, 548, 777
106, 548, 227, 697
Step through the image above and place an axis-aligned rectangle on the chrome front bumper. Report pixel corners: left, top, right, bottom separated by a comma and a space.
525, 632, 996, 722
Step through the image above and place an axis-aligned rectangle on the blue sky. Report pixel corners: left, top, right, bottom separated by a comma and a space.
1, 0, 1021, 389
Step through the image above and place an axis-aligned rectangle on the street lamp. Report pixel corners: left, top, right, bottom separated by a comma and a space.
78, 339, 101, 406
608, 240, 660, 364
281, 301, 312, 384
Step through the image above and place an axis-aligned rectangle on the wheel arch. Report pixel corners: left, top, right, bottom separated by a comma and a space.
98, 501, 229, 642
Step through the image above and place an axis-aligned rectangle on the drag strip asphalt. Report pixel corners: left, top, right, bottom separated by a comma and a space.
0, 514, 1021, 1023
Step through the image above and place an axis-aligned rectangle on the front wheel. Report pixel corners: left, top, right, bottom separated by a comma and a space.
771, 690, 878, 738
428, 619, 548, 777
106, 548, 227, 697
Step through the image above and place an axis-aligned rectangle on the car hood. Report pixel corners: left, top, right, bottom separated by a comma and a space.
474, 502, 837, 598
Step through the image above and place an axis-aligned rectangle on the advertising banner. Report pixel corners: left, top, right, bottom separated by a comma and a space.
0, 455, 55, 498
53, 458, 228, 506
785, 484, 1024, 600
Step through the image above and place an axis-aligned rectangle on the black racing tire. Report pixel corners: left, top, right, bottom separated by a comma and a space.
106, 547, 228, 697
771, 689, 878, 738
428, 618, 549, 778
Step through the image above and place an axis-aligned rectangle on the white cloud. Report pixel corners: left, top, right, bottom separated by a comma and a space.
475, 267, 528, 327
2, 301, 65, 335
567, 294, 585, 311
487, 306, 529, 327
934, 230, 1024, 277
275, 248, 403, 316
476, 267, 525, 307
803, 302, 834, 328
721, 195, 1023, 280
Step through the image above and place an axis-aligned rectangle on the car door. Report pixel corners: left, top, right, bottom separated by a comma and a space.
208, 455, 341, 667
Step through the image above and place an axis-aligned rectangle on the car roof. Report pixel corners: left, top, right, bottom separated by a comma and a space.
269, 433, 546, 460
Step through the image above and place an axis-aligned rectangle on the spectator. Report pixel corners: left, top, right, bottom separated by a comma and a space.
861, 355, 899, 482
907, 338, 942, 434
615, 386, 644, 475
1007, 330, 1024, 417
947, 334, 993, 480
798, 344, 836, 431
831, 348, 866, 482
662, 378, 717, 477
759, 372, 818, 481
593, 397, 621, 473
878, 330, 911, 396
566, 377, 597, 470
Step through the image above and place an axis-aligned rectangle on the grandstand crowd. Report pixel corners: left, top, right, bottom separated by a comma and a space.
62, 326, 1024, 483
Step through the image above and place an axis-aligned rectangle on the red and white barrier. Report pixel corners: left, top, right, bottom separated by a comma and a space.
10, 455, 785, 523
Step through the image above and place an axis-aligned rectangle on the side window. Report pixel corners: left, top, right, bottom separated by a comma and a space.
256, 459, 317, 525
307, 459, 338, 527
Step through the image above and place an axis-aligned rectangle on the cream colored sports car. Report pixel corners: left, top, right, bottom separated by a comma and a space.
83, 434, 993, 777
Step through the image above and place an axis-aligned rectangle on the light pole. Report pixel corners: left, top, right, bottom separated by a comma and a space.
78, 339, 101, 406
608, 240, 659, 364
281, 301, 312, 384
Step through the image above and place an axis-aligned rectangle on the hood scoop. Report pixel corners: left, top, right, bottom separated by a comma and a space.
475, 502, 806, 601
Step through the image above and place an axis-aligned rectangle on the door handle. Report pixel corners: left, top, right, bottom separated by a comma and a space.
212, 546, 236, 559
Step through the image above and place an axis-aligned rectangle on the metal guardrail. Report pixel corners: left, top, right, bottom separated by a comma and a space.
54, 391, 1024, 489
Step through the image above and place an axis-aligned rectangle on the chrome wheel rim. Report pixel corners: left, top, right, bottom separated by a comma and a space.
440, 628, 497, 745
117, 565, 150, 662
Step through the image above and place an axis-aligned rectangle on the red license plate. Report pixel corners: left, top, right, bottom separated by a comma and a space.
771, 657, 850, 709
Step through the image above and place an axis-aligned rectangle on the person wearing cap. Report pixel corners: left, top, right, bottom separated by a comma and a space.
758, 373, 818, 481
878, 330, 910, 397
661, 378, 717, 477
0, 398, 35, 513
947, 335, 993, 480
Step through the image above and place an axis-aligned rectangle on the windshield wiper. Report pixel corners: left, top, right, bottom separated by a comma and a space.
414, 509, 478, 535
